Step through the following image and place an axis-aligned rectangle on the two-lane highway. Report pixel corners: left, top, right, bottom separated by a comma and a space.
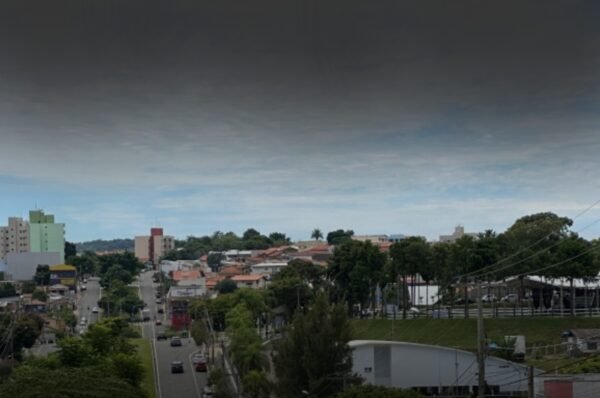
139, 270, 206, 398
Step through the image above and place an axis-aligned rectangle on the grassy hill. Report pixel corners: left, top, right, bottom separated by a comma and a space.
351, 317, 600, 351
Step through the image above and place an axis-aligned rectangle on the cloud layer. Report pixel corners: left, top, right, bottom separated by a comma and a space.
1, 1, 599, 241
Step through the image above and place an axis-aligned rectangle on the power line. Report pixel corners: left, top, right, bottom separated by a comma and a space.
457, 198, 600, 280
467, 216, 600, 280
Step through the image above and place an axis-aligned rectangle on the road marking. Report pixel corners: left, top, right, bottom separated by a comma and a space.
188, 349, 202, 398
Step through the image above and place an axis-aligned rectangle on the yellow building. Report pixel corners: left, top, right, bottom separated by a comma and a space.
49, 264, 77, 289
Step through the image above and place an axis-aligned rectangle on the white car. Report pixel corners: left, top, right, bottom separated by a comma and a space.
192, 353, 206, 365
91, 306, 99, 314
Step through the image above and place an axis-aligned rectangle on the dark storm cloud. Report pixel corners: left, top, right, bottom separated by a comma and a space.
1, 0, 599, 145
1, 1, 600, 241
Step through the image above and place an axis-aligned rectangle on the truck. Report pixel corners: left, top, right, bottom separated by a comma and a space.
141, 309, 151, 321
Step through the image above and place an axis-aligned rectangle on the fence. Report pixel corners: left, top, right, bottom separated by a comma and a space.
384, 306, 600, 320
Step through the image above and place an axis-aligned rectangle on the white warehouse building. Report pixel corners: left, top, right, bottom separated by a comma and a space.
350, 340, 537, 396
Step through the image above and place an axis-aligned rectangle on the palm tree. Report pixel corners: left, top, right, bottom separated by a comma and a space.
311, 228, 323, 241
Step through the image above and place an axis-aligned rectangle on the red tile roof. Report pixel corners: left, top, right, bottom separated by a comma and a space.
172, 270, 201, 281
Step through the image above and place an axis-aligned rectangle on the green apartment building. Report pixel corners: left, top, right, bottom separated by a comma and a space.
29, 210, 65, 263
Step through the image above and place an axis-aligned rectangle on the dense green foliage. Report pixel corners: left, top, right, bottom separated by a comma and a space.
74, 239, 135, 253
164, 228, 293, 260
0, 282, 17, 298
326, 229, 354, 245
274, 294, 354, 398
5, 317, 149, 397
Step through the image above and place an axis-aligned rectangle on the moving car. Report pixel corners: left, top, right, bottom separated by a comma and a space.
170, 337, 182, 347
171, 361, 184, 374
81, 284, 87, 291
192, 353, 206, 364
156, 298, 162, 304
91, 306, 99, 314
156, 332, 167, 340
157, 308, 164, 314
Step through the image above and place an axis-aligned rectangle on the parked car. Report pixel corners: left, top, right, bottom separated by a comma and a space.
202, 386, 214, 398
501, 294, 519, 303
454, 297, 475, 305
170, 337, 182, 347
80, 284, 87, 291
156, 299, 162, 305
155, 319, 162, 326
157, 308, 164, 314
156, 332, 167, 340
195, 360, 207, 372
481, 294, 497, 303
91, 306, 99, 314
171, 361, 184, 374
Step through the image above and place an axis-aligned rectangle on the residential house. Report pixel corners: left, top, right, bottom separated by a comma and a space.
230, 274, 267, 289
250, 261, 288, 279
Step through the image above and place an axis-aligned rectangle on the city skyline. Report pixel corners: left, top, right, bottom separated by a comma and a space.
1, 1, 600, 242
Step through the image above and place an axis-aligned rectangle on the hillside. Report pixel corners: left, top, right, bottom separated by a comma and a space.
75, 239, 134, 253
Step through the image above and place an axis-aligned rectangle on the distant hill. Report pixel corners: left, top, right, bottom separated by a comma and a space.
75, 239, 134, 253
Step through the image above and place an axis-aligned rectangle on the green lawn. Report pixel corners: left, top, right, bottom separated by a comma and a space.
132, 339, 156, 398
351, 317, 600, 351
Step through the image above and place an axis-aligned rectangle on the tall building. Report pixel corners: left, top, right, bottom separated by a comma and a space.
29, 210, 66, 263
135, 227, 175, 264
0, 217, 30, 261
439, 225, 478, 243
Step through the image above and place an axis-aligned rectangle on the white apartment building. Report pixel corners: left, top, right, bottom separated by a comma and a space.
352, 235, 389, 244
0, 217, 30, 261
152, 235, 174, 264
439, 225, 478, 243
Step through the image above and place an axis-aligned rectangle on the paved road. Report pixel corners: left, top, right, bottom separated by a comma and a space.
139, 271, 206, 398
78, 277, 102, 332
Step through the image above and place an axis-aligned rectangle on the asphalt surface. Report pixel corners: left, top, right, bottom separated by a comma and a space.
78, 276, 102, 331
139, 270, 207, 398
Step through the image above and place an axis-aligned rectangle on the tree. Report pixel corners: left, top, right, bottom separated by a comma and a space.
64, 241, 77, 259
0, 282, 17, 298
57, 337, 96, 367
100, 264, 133, 287
0, 366, 145, 397
243, 228, 262, 241
549, 233, 599, 315
326, 229, 354, 245
32, 289, 48, 302
328, 241, 386, 314
109, 352, 145, 387
216, 278, 238, 294
243, 370, 272, 398
269, 232, 290, 246
67, 252, 99, 276
34, 265, 50, 286
208, 252, 225, 272
274, 294, 353, 398
20, 280, 37, 294
311, 228, 323, 241
335, 385, 422, 398
388, 237, 431, 318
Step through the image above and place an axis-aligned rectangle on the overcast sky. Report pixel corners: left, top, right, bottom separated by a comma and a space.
1, 0, 600, 242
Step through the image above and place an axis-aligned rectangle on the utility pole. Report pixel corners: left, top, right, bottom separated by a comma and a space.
528, 365, 534, 398
477, 279, 486, 398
